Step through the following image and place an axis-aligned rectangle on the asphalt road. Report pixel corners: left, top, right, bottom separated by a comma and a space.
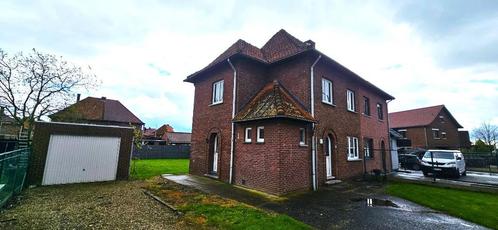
396, 170, 498, 186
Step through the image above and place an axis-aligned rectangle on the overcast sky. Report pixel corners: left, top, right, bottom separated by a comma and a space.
1, 0, 497, 132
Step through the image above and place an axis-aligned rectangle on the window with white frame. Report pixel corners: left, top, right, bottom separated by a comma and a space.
347, 136, 359, 160
377, 103, 384, 120
441, 131, 447, 139
432, 128, 440, 139
398, 129, 407, 139
322, 78, 333, 104
245, 127, 252, 143
364, 138, 373, 159
257, 126, 265, 143
299, 128, 306, 145
212, 80, 224, 104
347, 90, 356, 112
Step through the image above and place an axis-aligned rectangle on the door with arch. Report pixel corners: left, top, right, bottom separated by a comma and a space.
208, 133, 219, 175
325, 134, 334, 179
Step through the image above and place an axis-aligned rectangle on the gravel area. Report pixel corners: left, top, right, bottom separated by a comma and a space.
0, 180, 185, 229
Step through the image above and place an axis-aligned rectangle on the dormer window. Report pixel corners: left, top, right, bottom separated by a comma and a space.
212, 80, 224, 105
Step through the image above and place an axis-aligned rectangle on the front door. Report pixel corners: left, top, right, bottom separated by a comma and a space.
211, 134, 219, 174
326, 135, 333, 179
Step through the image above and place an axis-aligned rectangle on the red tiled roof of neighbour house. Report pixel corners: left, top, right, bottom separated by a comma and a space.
162, 132, 192, 144
233, 80, 316, 123
389, 105, 463, 129
156, 124, 174, 136
184, 29, 394, 100
50, 97, 144, 125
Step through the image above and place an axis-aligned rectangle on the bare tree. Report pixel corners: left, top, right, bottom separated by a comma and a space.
472, 122, 498, 148
0, 48, 98, 132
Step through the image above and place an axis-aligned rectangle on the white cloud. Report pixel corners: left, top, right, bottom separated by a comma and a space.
1, 0, 497, 132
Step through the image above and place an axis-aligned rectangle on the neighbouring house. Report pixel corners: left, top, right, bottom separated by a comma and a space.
142, 124, 180, 145
156, 124, 174, 137
185, 29, 394, 195
50, 96, 144, 130
458, 130, 472, 150
162, 132, 191, 146
389, 105, 466, 150
0, 108, 20, 139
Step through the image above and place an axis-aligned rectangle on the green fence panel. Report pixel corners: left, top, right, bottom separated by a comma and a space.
0, 148, 30, 208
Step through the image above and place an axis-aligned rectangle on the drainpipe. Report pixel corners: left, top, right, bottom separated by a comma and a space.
424, 127, 428, 149
310, 55, 322, 191
227, 58, 237, 184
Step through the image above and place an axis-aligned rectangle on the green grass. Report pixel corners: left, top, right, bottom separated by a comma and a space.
386, 182, 498, 229
180, 203, 311, 230
130, 159, 189, 180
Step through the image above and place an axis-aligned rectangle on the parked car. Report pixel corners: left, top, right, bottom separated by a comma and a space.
420, 150, 466, 178
405, 149, 426, 160
399, 154, 422, 170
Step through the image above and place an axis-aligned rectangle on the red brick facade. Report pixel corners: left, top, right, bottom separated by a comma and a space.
186, 30, 394, 195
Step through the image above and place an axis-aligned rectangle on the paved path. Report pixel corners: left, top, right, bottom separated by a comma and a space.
395, 170, 498, 188
164, 175, 486, 230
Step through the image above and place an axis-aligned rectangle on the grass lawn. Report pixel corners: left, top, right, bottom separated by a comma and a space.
386, 182, 498, 229
145, 177, 310, 230
131, 159, 189, 180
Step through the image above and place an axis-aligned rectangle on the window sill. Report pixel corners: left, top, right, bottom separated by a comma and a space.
365, 157, 374, 160
322, 101, 336, 107
347, 158, 362, 162
378, 119, 384, 122
362, 113, 371, 118
243, 141, 252, 144
256, 141, 265, 144
347, 110, 358, 114
299, 144, 308, 147
209, 102, 223, 107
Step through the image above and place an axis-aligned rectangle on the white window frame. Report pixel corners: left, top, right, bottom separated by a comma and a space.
322, 78, 333, 105
347, 90, 356, 112
257, 126, 264, 143
244, 127, 252, 143
441, 131, 447, 139
432, 128, 440, 139
212, 80, 224, 105
364, 138, 373, 158
398, 129, 407, 139
299, 128, 306, 146
377, 103, 383, 120
347, 136, 359, 160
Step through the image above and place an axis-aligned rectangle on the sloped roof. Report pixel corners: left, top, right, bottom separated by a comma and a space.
233, 80, 316, 123
184, 29, 394, 100
50, 97, 144, 125
163, 132, 191, 144
389, 105, 463, 129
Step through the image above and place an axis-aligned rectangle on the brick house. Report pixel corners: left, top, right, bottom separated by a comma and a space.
389, 105, 465, 150
185, 29, 394, 195
50, 96, 144, 129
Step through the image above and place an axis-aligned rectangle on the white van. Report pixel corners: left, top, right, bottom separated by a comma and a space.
420, 150, 466, 178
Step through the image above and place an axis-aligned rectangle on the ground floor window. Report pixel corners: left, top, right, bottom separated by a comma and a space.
347, 136, 359, 160
364, 138, 373, 158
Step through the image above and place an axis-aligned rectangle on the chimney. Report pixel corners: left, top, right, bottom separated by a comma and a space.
76, 93, 81, 102
305, 40, 315, 48
101, 96, 107, 100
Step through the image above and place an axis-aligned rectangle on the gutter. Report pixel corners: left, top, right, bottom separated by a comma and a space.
227, 58, 237, 184
310, 55, 322, 191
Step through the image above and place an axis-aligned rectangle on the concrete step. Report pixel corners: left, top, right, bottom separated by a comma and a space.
325, 179, 342, 185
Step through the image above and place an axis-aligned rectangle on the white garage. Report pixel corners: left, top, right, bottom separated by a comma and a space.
42, 135, 121, 185
28, 122, 134, 186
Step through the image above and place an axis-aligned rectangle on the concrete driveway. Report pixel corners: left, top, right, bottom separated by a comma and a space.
165, 175, 485, 230
395, 170, 498, 187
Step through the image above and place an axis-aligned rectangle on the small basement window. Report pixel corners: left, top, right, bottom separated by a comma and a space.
257, 126, 264, 143
245, 127, 252, 143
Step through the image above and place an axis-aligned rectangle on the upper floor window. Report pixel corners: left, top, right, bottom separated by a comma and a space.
347, 136, 359, 160
441, 131, 447, 139
322, 78, 334, 104
299, 128, 306, 146
439, 115, 445, 122
257, 126, 265, 143
364, 138, 373, 158
432, 128, 440, 139
346, 90, 356, 112
377, 103, 383, 120
245, 127, 252, 143
363, 97, 370, 116
212, 80, 224, 104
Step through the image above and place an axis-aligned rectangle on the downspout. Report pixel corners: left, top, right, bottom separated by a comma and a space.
386, 99, 393, 173
424, 127, 428, 149
227, 58, 236, 184
310, 55, 322, 191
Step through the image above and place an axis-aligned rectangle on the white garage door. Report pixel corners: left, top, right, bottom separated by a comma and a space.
42, 135, 121, 185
